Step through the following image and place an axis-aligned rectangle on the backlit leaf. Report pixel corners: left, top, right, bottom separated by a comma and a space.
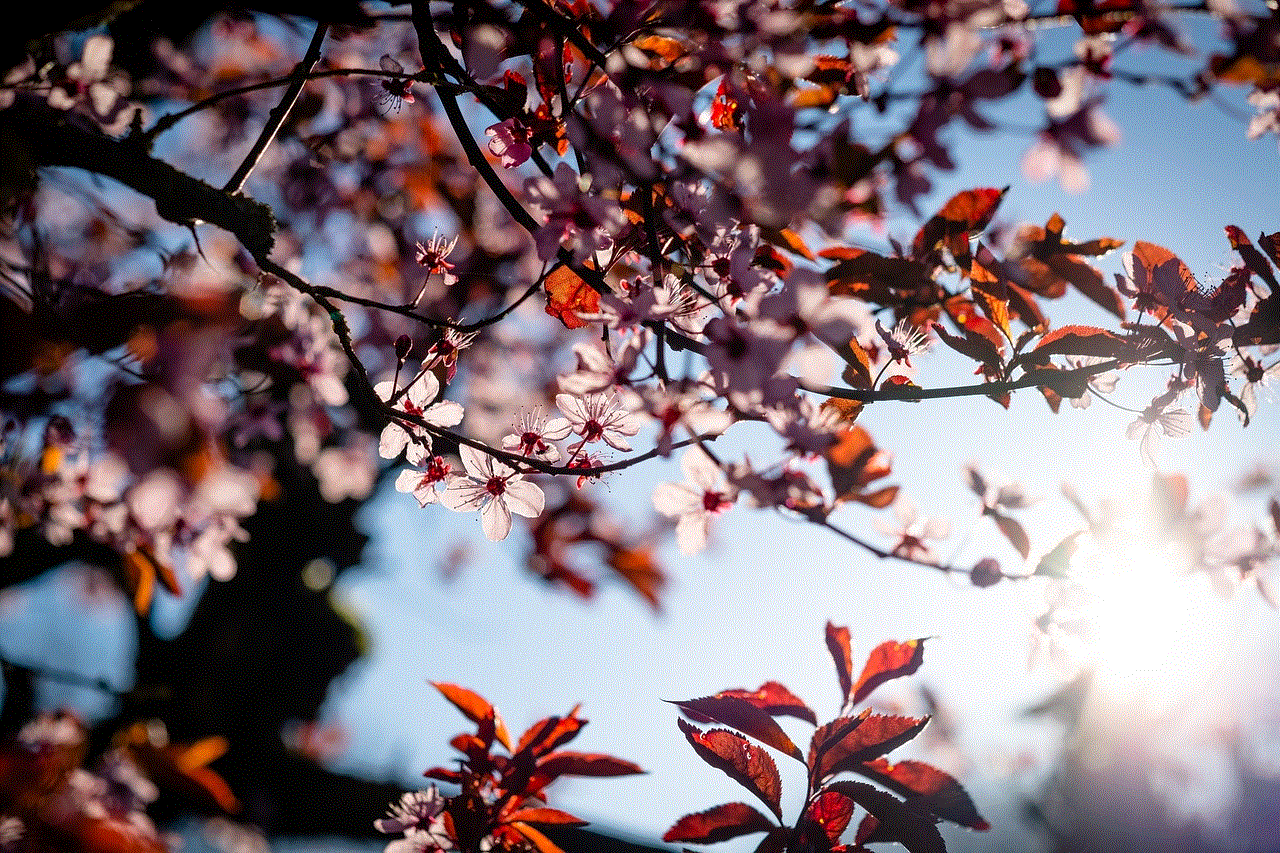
851, 640, 927, 707
713, 681, 818, 726
663, 802, 776, 843
432, 683, 512, 751
813, 714, 930, 780
543, 264, 599, 330
991, 511, 1030, 559
510, 822, 565, 853
677, 719, 784, 818
912, 187, 1007, 268
505, 808, 589, 827
824, 780, 946, 853
671, 695, 804, 762
805, 789, 854, 843
857, 758, 989, 830
826, 621, 855, 703
536, 751, 644, 778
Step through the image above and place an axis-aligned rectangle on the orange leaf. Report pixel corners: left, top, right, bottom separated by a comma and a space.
431, 683, 512, 751
912, 187, 1008, 266
543, 264, 599, 330
505, 807, 589, 827
510, 822, 566, 853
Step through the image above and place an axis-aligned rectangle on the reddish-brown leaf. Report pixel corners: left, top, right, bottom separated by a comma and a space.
932, 322, 1003, 376
825, 428, 894, 506
826, 621, 855, 703
851, 640, 927, 707
671, 696, 804, 762
543, 264, 599, 330
678, 719, 784, 818
535, 751, 644, 778
809, 711, 871, 776
432, 682, 512, 751
1045, 255, 1126, 319
1027, 325, 1121, 362
856, 759, 989, 830
814, 714, 930, 780
505, 808, 589, 827
714, 681, 818, 726
824, 780, 946, 853
806, 789, 855, 843
912, 188, 1007, 267
663, 802, 776, 843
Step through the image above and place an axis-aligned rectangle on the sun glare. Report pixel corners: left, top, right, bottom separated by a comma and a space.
1070, 535, 1231, 715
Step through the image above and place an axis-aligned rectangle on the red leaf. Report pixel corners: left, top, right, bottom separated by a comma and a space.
543, 264, 600, 329
505, 808, 589, 827
856, 759, 989, 831
670, 696, 804, 762
806, 789, 855, 843
809, 711, 871, 774
824, 780, 946, 853
912, 187, 1008, 266
678, 719, 784, 818
535, 751, 644, 778
813, 714, 930, 781
851, 640, 927, 706
663, 803, 776, 844
1027, 325, 1121, 361
432, 682, 512, 751
515, 710, 585, 757
826, 621, 855, 704
714, 681, 818, 726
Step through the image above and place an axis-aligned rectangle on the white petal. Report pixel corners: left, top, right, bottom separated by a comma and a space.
379, 423, 410, 459
652, 482, 699, 517
424, 399, 464, 428
675, 512, 709, 555
480, 496, 513, 541
439, 482, 487, 512
502, 479, 545, 518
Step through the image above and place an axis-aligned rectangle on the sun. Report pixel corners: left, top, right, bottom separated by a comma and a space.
1068, 533, 1232, 716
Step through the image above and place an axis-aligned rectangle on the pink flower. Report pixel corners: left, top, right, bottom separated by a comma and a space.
1126, 404, 1193, 468
439, 446, 545, 541
394, 448, 454, 507
501, 410, 566, 462
545, 393, 641, 453
485, 118, 533, 168
652, 448, 736, 555
375, 371, 465, 460
524, 163, 626, 262
414, 230, 459, 289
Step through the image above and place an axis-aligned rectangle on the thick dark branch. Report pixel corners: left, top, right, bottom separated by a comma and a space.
803, 358, 1122, 403
4, 98, 277, 257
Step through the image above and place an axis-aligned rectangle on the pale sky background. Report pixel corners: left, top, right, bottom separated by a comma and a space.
2, 9, 1279, 853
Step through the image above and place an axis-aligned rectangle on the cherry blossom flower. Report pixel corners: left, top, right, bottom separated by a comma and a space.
1229, 351, 1280, 423
875, 499, 952, 560
524, 162, 626, 262
1062, 355, 1119, 409
877, 319, 932, 367
414, 229, 459, 290
46, 34, 129, 132
545, 393, 641, 453
376, 787, 454, 853
440, 446, 545, 541
652, 448, 737, 555
1127, 403, 1193, 468
556, 337, 645, 397
395, 445, 454, 507
485, 118, 533, 168
501, 410, 567, 462
423, 328, 479, 383
375, 372, 465, 460
1247, 85, 1280, 141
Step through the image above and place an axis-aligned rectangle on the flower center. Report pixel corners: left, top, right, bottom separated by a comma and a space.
486, 476, 507, 497
582, 420, 604, 442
